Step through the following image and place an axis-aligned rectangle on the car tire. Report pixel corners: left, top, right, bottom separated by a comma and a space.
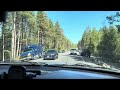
56, 55, 58, 59
53, 57, 55, 60
43, 56, 45, 60
39, 54, 42, 58
88, 55, 90, 57
38, 55, 41, 58
32, 55, 35, 60
43, 57, 46, 60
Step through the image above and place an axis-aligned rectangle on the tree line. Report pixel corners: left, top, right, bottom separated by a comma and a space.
0, 11, 75, 61
77, 12, 120, 63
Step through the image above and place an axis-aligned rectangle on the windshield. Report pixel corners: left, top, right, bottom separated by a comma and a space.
47, 50, 56, 53
71, 49, 76, 51
1, 11, 120, 73
23, 48, 33, 52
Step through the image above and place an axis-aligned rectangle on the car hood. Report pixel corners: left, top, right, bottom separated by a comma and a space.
39, 70, 118, 79
20, 51, 34, 56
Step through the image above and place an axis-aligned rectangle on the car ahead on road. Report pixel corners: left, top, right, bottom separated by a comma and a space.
20, 44, 44, 61
70, 49, 78, 55
62, 50, 65, 53
43, 49, 58, 60
59, 50, 65, 53
81, 49, 91, 57
58, 50, 62, 53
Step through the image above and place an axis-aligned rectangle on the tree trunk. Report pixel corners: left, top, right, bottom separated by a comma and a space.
30, 28, 32, 44
16, 30, 20, 56
55, 37, 58, 49
11, 12, 16, 60
26, 39, 27, 46
26, 19, 28, 46
14, 14, 17, 59
38, 30, 39, 44
2, 31, 4, 62
39, 29, 42, 45
19, 33, 22, 55
16, 13, 21, 57
1, 23, 5, 62
21, 17, 25, 39
19, 43, 21, 54
11, 26, 14, 60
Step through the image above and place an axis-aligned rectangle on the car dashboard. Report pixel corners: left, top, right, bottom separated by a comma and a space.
0, 64, 119, 79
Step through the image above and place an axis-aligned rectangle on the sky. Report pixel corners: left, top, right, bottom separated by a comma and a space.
45, 11, 119, 44
0, 11, 119, 44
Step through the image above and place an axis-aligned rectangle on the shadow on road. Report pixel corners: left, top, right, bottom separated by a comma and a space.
63, 54, 95, 63
63, 54, 120, 69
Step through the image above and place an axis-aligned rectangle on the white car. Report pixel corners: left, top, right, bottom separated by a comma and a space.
70, 49, 78, 55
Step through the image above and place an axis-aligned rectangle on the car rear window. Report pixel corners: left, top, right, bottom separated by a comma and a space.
47, 50, 56, 53
71, 49, 76, 51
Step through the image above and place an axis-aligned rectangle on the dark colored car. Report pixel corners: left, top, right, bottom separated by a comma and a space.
20, 44, 44, 61
81, 49, 91, 57
62, 50, 65, 53
43, 50, 58, 60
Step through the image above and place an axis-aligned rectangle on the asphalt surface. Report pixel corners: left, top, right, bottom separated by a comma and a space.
30, 51, 98, 66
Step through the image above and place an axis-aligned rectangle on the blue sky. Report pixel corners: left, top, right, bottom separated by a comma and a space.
45, 11, 119, 44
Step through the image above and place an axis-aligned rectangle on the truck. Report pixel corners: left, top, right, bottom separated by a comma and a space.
20, 44, 44, 61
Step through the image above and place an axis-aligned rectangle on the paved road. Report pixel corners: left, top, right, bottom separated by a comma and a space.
30, 51, 99, 66
0, 51, 115, 75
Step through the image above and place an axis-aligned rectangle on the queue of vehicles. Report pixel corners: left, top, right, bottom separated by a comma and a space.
69, 48, 91, 57
19, 44, 60, 61
19, 43, 91, 62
